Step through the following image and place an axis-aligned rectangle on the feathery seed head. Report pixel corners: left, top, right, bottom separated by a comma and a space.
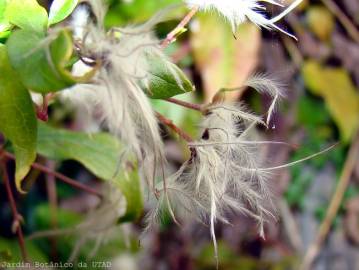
64, 1, 169, 192
150, 100, 278, 261
184, 0, 304, 39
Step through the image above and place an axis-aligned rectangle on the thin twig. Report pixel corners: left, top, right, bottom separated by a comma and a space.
165, 97, 203, 111
156, 112, 193, 142
2, 151, 102, 198
321, 0, 359, 44
300, 134, 359, 270
1, 159, 28, 262
161, 5, 199, 48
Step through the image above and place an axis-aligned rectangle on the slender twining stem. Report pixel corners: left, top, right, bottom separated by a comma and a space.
2, 151, 102, 198
1, 159, 28, 262
165, 97, 203, 111
156, 112, 193, 142
300, 134, 359, 270
161, 5, 199, 48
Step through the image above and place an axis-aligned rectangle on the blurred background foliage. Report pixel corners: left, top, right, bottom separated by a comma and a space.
1, 0, 359, 269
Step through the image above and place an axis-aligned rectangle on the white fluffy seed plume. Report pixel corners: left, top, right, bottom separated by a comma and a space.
62, 0, 172, 191
146, 74, 286, 262
150, 102, 277, 261
184, 0, 303, 39
146, 73, 335, 263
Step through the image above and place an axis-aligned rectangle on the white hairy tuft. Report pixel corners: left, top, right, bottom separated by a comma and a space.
148, 102, 279, 262
62, 1, 170, 191
245, 73, 284, 126
184, 0, 303, 39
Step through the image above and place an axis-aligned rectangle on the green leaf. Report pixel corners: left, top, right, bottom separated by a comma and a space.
0, 29, 10, 39
36, 122, 143, 221
0, 238, 47, 263
34, 204, 83, 230
0, 45, 37, 192
105, 0, 182, 28
6, 29, 77, 93
117, 167, 143, 222
48, 0, 78, 26
0, 0, 7, 23
297, 96, 331, 127
37, 122, 123, 179
302, 60, 359, 142
143, 53, 195, 99
0, 0, 11, 38
5, 0, 48, 33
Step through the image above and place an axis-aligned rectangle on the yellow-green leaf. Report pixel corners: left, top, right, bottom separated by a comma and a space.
5, 0, 48, 33
307, 6, 334, 41
0, 0, 7, 23
0, 0, 11, 36
302, 60, 359, 142
0, 45, 37, 192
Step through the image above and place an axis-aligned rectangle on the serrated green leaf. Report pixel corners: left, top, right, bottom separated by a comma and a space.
49, 0, 78, 26
5, 0, 48, 33
143, 53, 195, 99
6, 29, 76, 93
0, 45, 37, 192
302, 60, 359, 143
36, 122, 143, 221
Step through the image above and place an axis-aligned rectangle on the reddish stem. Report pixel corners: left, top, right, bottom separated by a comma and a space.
1, 160, 28, 262
156, 112, 193, 142
36, 93, 55, 122
161, 6, 199, 48
2, 151, 102, 198
165, 97, 202, 111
